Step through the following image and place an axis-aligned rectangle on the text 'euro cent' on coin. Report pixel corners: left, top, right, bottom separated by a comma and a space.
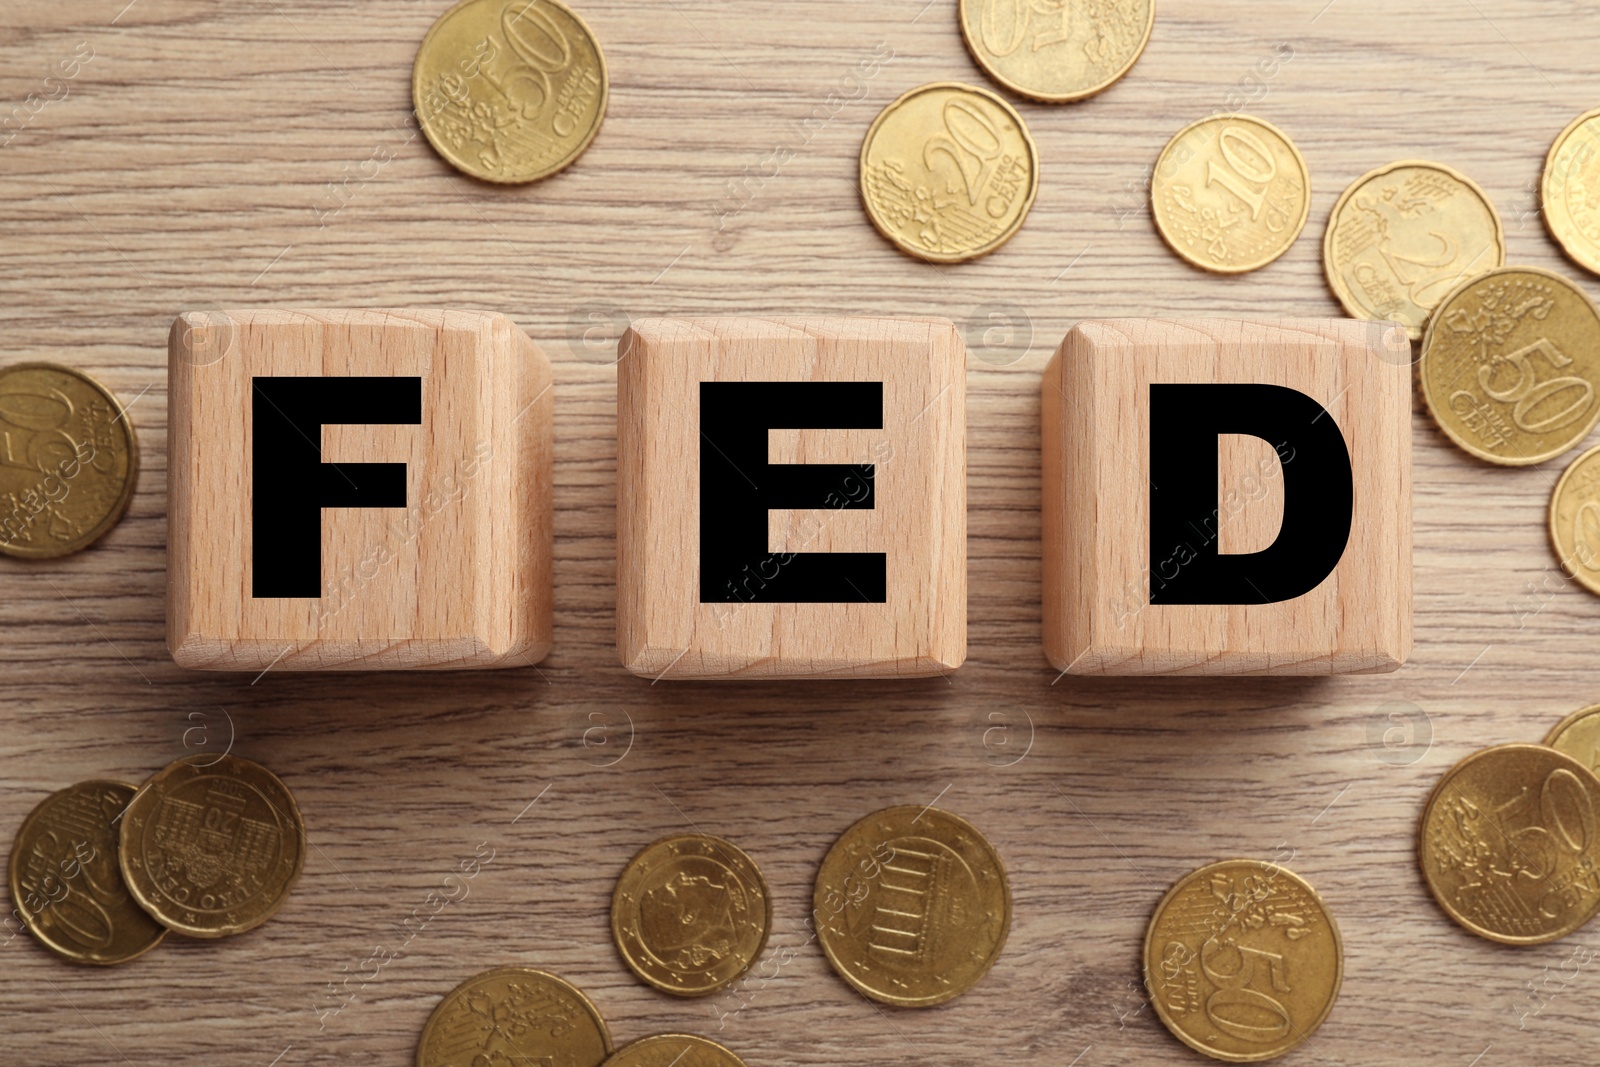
1144, 860, 1342, 1063
1323, 160, 1505, 341
414, 0, 608, 184
1151, 114, 1310, 274
860, 82, 1039, 264
1420, 266, 1600, 466
1419, 743, 1600, 945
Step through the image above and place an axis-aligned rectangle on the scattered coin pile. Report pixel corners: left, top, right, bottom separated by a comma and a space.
858, 1, 1154, 263
8, 754, 305, 965
608, 806, 1011, 1007
1419, 705, 1600, 946
417, 805, 1010, 1066
0, 362, 139, 560
1144, 859, 1343, 1063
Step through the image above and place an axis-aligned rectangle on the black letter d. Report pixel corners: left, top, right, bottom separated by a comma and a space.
1149, 383, 1352, 605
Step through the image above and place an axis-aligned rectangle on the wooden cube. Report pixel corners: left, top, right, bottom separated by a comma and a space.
168, 309, 552, 671
617, 317, 965, 679
1042, 318, 1412, 675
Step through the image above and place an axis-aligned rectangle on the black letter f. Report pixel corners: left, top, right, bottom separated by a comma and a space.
252, 376, 422, 598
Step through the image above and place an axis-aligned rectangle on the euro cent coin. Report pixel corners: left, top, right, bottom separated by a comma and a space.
118, 754, 305, 938
1419, 266, 1600, 466
958, 0, 1154, 103
1418, 743, 1600, 945
418, 967, 613, 1067
1549, 445, 1600, 594
860, 82, 1039, 264
611, 833, 771, 996
1151, 114, 1310, 274
1144, 859, 1342, 1063
9, 780, 167, 965
1547, 704, 1600, 774
413, 0, 608, 184
814, 804, 1010, 1007
1544, 107, 1600, 277
599, 1034, 748, 1067
0, 362, 138, 559
1323, 160, 1505, 340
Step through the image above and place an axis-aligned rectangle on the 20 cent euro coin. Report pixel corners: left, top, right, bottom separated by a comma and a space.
860, 82, 1038, 264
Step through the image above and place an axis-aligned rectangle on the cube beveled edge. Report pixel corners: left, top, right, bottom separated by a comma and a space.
168, 633, 553, 672
620, 641, 967, 680
1062, 315, 1412, 353
1043, 639, 1407, 677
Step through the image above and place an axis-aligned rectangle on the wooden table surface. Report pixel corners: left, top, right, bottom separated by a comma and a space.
2, 0, 1597, 1063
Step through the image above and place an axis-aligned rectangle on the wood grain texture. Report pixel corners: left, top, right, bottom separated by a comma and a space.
617, 316, 965, 678
168, 308, 553, 670
1041, 317, 1413, 675
4, 0, 1600, 1064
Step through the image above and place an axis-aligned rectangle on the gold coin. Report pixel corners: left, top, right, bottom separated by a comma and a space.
0, 362, 138, 559
1543, 107, 1600, 277
1547, 704, 1600, 774
814, 804, 1009, 1007
118, 754, 305, 939
859, 82, 1039, 264
958, 0, 1154, 104
1323, 160, 1505, 341
599, 1034, 747, 1067
1419, 266, 1600, 466
1151, 114, 1310, 274
1549, 444, 1600, 592
1144, 859, 1342, 1063
413, 0, 608, 184
1418, 743, 1600, 945
611, 833, 771, 997
418, 967, 612, 1067
9, 781, 167, 966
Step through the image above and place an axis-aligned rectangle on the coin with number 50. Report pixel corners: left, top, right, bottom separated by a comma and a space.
414, 0, 608, 184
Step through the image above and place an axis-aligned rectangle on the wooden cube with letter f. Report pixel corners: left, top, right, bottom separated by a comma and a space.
617, 317, 966, 679
1042, 318, 1412, 675
167, 309, 553, 671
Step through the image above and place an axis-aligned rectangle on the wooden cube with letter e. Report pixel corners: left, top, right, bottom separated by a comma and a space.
1042, 318, 1412, 675
167, 309, 552, 671
617, 317, 966, 679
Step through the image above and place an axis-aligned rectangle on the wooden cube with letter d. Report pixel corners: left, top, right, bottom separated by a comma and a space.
617, 317, 966, 679
1042, 318, 1412, 675
167, 308, 552, 671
